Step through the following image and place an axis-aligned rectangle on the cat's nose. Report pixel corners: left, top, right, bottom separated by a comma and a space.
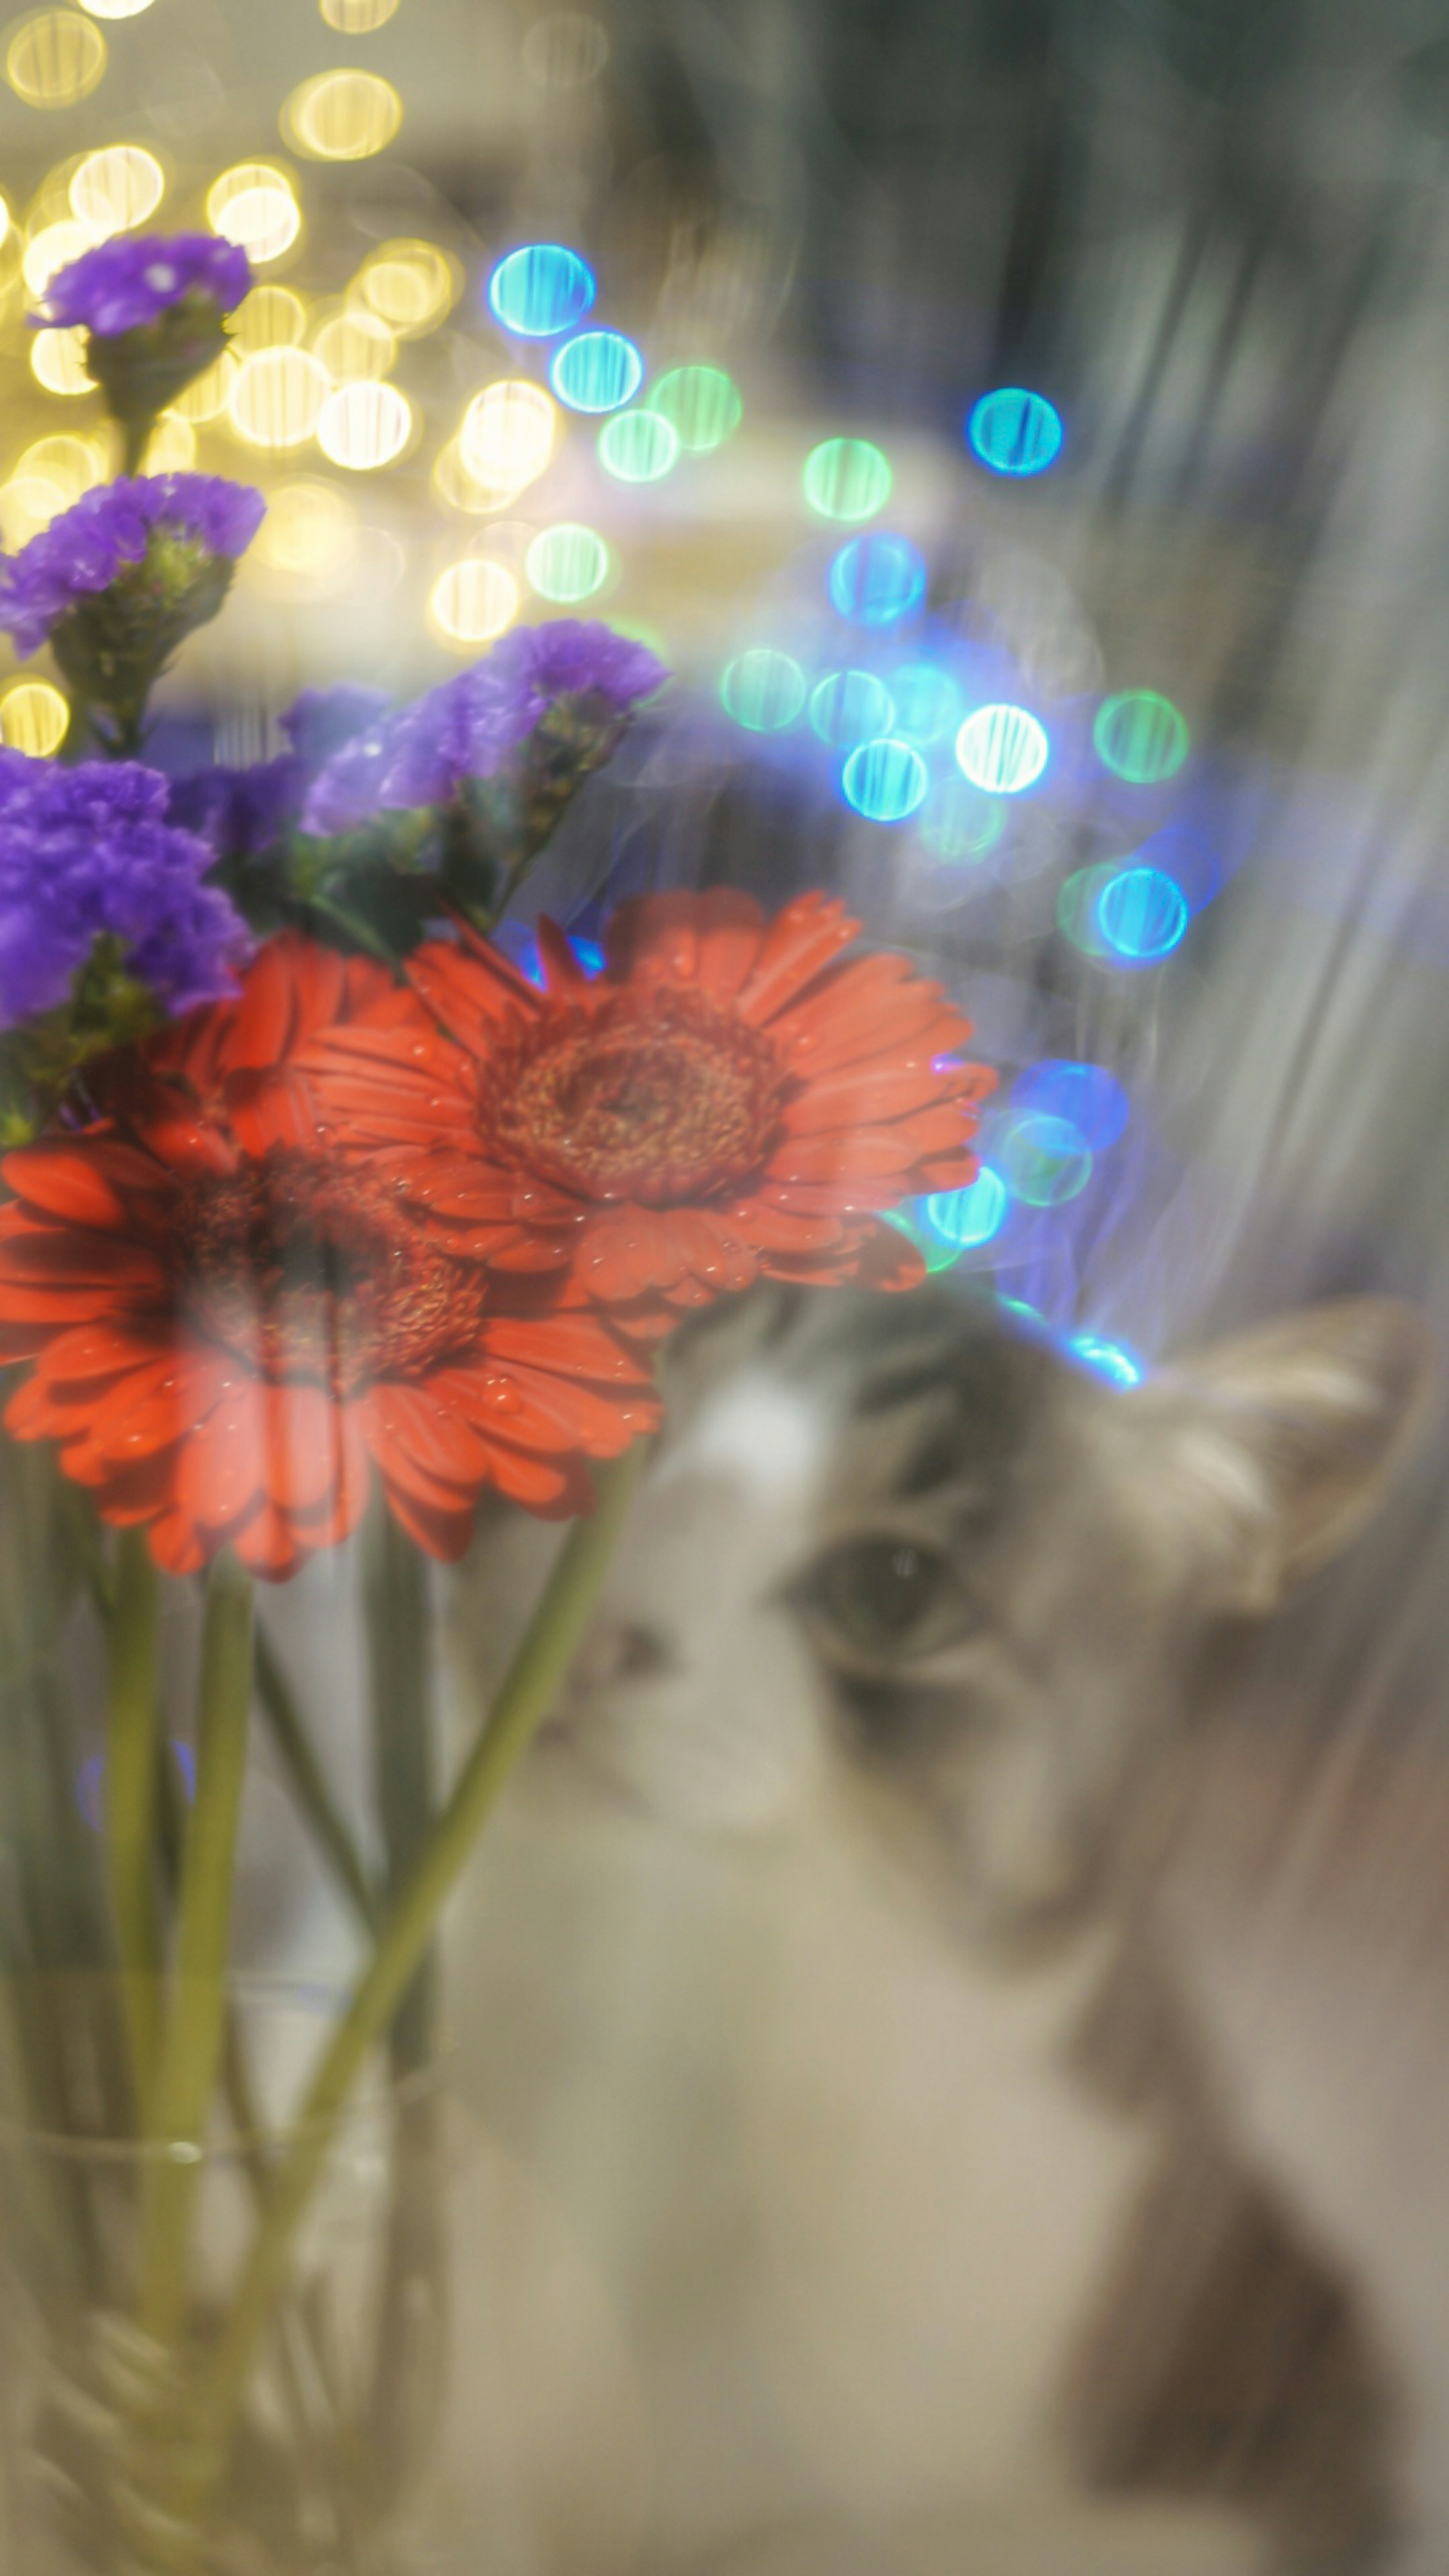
568, 1616, 674, 1701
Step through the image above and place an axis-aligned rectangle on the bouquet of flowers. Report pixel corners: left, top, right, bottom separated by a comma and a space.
0, 234, 992, 2575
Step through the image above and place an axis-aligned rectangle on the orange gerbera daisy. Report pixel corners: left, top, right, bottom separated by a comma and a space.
303, 890, 995, 1326
0, 951, 657, 1580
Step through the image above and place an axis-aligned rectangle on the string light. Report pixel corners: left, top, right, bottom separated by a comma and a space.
803, 437, 891, 522
1001, 1113, 1092, 1206
840, 736, 928, 822
720, 648, 806, 731
76, 0, 154, 16
172, 349, 238, 423
432, 436, 522, 514
1068, 1335, 1143, 1389
597, 407, 679, 483
828, 532, 926, 628
429, 558, 518, 645
955, 703, 1049, 794
809, 668, 894, 749
319, 0, 398, 26
548, 328, 642, 413
285, 69, 403, 160
924, 1168, 1008, 1252
228, 347, 329, 448
6, 12, 106, 107
460, 380, 555, 488
890, 662, 961, 745
206, 165, 300, 266
312, 308, 394, 380
0, 679, 67, 754
966, 388, 1063, 476
1095, 864, 1189, 961
525, 522, 610, 601
487, 243, 594, 337
251, 478, 357, 578
355, 239, 458, 335
69, 144, 164, 235
647, 364, 740, 451
232, 285, 308, 353
31, 325, 93, 394
316, 380, 413, 470
24, 220, 97, 298
1093, 690, 1189, 784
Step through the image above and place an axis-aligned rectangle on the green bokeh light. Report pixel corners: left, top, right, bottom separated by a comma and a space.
809, 667, 894, 749
1001, 1112, 1093, 1206
920, 774, 1005, 861
647, 364, 741, 452
525, 522, 612, 602
802, 436, 892, 523
721, 647, 806, 731
1093, 689, 1189, 784
598, 406, 681, 483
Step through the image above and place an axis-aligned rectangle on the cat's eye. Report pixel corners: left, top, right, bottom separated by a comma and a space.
791, 1535, 964, 1664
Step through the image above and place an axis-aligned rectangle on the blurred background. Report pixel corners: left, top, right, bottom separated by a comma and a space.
2, 0, 1449, 1706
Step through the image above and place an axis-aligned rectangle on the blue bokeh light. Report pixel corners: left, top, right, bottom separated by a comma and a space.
1096, 866, 1189, 962
487, 243, 596, 337
828, 532, 927, 629
967, 387, 1064, 477
841, 735, 929, 822
955, 703, 1049, 795
890, 662, 963, 744
809, 667, 894, 749
1069, 1334, 1144, 1389
925, 1167, 1008, 1250
549, 327, 644, 412
570, 936, 605, 976
1010, 1060, 1130, 1151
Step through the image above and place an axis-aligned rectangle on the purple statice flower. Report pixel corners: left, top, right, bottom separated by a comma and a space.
0, 754, 251, 1029
36, 233, 252, 337
302, 620, 667, 836
0, 475, 265, 661
168, 684, 391, 863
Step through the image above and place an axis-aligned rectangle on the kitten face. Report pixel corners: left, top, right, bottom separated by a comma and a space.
475, 1282, 1432, 1956
508, 1293, 1232, 1947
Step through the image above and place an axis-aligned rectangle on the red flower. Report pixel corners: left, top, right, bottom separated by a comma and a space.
0, 943, 657, 1579
303, 890, 994, 1327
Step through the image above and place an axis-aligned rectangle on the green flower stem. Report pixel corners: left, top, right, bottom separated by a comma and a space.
178, 1446, 646, 2527
106, 1529, 163, 2128
255, 1627, 378, 1937
365, 1504, 437, 2072
121, 417, 155, 479
138, 1552, 254, 2352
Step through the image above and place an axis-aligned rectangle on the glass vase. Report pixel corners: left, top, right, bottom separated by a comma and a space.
0, 1979, 451, 2576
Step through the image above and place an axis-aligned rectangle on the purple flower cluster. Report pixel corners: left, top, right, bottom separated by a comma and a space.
302, 620, 667, 835
36, 233, 252, 337
0, 475, 266, 659
168, 685, 390, 861
0, 755, 251, 1029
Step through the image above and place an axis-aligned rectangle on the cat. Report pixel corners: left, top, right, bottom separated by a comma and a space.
439, 1277, 1440, 2576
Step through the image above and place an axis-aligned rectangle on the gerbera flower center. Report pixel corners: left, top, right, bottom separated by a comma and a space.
486, 987, 786, 1207
175, 1148, 489, 1391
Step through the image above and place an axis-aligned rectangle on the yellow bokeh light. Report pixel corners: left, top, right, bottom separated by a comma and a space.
228, 347, 328, 449
429, 558, 518, 648
431, 435, 529, 516
69, 143, 164, 236
171, 348, 238, 424
31, 324, 94, 394
0, 680, 68, 755
0, 202, 10, 251
320, 0, 398, 26
24, 219, 98, 298
145, 412, 196, 472
77, 0, 155, 16
6, 12, 106, 109
312, 306, 394, 381
251, 478, 358, 579
0, 477, 66, 548
316, 380, 412, 471
355, 238, 457, 336
460, 381, 555, 491
206, 165, 300, 266
286, 68, 402, 161
232, 284, 307, 354
18, 431, 105, 505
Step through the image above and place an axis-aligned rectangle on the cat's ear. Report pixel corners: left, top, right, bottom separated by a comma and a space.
1130, 1297, 1437, 1612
